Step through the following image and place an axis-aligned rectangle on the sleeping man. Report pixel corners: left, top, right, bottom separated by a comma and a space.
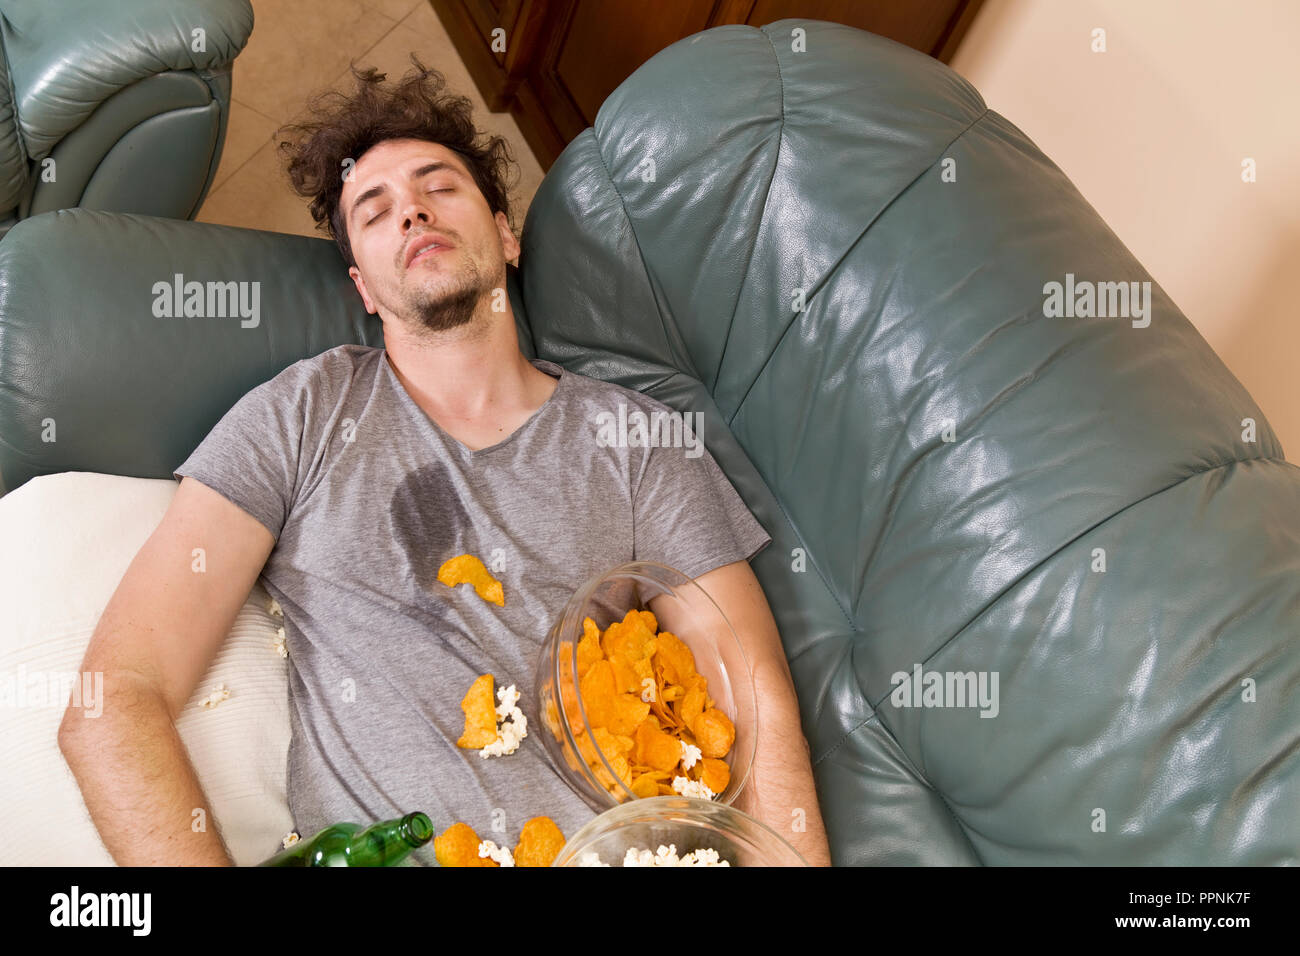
58, 57, 831, 867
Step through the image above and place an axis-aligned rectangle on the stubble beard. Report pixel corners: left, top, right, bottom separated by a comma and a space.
401, 247, 497, 336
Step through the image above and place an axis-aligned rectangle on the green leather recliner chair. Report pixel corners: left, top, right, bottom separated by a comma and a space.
0, 0, 253, 239
1, 20, 1296, 864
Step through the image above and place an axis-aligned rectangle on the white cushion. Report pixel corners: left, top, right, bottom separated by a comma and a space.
0, 472, 292, 865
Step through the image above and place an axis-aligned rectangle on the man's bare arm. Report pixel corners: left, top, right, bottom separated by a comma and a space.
57, 476, 275, 866
651, 560, 832, 866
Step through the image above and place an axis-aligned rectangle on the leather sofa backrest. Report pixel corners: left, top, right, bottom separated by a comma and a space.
514, 20, 1296, 864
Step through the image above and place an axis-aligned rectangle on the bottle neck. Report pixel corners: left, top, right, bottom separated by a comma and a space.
399, 812, 435, 848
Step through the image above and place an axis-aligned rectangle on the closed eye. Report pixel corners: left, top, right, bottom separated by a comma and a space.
364, 189, 452, 226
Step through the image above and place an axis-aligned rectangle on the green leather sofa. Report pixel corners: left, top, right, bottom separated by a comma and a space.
0, 0, 253, 239
1, 20, 1296, 865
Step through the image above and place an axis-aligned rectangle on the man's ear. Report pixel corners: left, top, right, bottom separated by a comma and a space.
349, 266, 377, 314
496, 211, 520, 263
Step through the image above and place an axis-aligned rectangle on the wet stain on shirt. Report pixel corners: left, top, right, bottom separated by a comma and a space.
388, 459, 472, 635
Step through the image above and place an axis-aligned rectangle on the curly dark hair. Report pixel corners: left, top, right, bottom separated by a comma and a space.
277, 54, 518, 269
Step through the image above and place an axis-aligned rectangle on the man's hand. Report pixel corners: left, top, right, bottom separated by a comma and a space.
650, 560, 832, 866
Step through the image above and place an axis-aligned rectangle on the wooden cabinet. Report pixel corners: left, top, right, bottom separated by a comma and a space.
430, 0, 986, 169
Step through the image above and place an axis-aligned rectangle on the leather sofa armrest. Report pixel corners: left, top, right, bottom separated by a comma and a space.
0, 0, 254, 160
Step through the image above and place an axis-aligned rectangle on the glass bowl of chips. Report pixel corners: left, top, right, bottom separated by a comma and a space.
552, 796, 806, 866
535, 561, 758, 811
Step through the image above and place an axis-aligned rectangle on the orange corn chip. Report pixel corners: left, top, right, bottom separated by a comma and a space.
579, 659, 617, 728
606, 692, 652, 736
599, 617, 626, 662
434, 822, 497, 867
558, 671, 585, 734
680, 686, 706, 727
437, 554, 505, 607
514, 817, 566, 867
647, 665, 681, 731
458, 674, 499, 749
577, 618, 604, 677
610, 657, 641, 696
613, 754, 633, 789
558, 639, 574, 685
634, 718, 683, 772
594, 752, 632, 792
653, 631, 697, 685
603, 613, 655, 665
698, 757, 731, 795
593, 726, 633, 757
631, 773, 661, 799
691, 707, 735, 758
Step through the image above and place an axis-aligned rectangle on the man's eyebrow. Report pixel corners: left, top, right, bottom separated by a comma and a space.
348, 161, 468, 221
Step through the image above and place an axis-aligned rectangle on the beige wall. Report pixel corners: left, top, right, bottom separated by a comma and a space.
950, 0, 1298, 461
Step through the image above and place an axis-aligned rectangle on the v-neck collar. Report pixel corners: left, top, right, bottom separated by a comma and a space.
380, 350, 566, 459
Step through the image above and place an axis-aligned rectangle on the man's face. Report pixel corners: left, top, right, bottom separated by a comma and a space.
341, 138, 519, 335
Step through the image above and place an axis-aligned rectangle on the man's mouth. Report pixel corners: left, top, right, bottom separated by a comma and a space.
404, 233, 455, 269
409, 244, 450, 267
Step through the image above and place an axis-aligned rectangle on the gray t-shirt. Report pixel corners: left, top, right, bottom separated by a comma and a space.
173, 344, 771, 865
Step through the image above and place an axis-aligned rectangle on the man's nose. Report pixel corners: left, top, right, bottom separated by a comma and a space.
401, 206, 432, 231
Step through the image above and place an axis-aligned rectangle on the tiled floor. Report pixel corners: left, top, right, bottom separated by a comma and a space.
197, 0, 544, 247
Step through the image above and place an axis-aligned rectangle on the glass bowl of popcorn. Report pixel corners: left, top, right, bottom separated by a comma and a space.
552, 796, 806, 867
535, 561, 757, 811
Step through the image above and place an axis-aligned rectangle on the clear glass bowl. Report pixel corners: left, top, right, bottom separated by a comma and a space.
534, 561, 757, 811
553, 796, 807, 866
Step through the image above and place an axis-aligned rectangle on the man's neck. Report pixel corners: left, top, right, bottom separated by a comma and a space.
382, 304, 558, 446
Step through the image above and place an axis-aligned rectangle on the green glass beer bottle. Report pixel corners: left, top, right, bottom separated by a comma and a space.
258, 812, 435, 866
